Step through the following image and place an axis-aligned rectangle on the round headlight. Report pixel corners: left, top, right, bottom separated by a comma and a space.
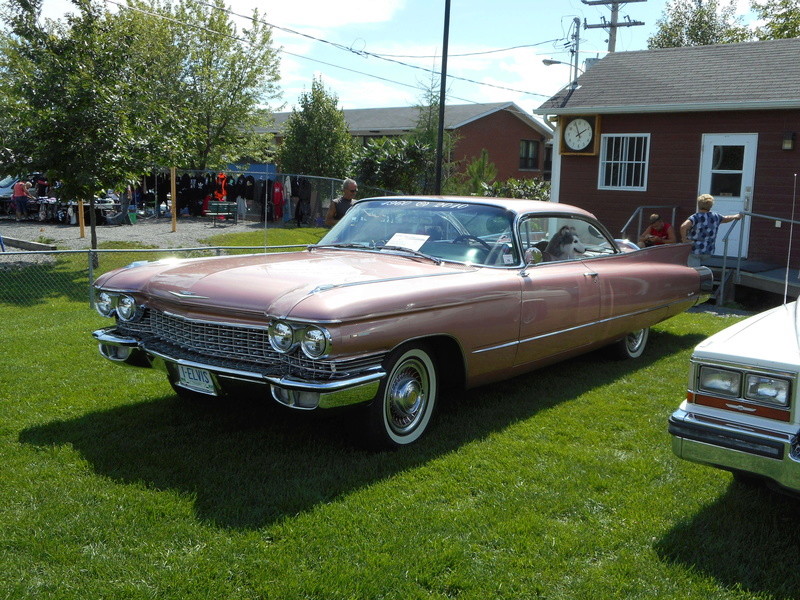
96, 291, 115, 317
301, 326, 331, 358
269, 321, 296, 353
116, 294, 141, 322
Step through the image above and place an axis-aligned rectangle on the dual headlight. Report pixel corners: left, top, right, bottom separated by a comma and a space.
698, 365, 791, 407
95, 291, 143, 322
268, 320, 331, 359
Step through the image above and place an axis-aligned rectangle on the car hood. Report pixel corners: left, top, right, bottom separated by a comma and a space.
693, 301, 800, 372
97, 249, 479, 319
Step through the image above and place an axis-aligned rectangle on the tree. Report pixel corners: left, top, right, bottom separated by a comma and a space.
276, 77, 355, 178
163, 0, 281, 169
463, 149, 497, 195
351, 137, 433, 194
0, 0, 168, 249
647, 0, 753, 48
751, 0, 800, 39
0, 0, 281, 247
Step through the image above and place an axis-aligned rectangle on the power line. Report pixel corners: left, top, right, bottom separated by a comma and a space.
193, 0, 555, 99
104, 0, 556, 106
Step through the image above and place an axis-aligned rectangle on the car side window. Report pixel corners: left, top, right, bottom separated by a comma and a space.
519, 216, 617, 263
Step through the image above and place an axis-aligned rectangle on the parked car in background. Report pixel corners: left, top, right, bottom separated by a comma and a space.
670, 301, 800, 492
0, 175, 18, 199
91, 196, 712, 448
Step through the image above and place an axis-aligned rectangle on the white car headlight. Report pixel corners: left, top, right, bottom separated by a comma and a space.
96, 291, 115, 317
116, 294, 142, 322
301, 326, 331, 359
269, 320, 297, 353
745, 374, 790, 406
698, 366, 741, 396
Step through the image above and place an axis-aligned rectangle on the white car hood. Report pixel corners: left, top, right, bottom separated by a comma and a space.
693, 301, 800, 372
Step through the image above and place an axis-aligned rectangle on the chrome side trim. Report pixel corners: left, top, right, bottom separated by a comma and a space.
472, 299, 690, 355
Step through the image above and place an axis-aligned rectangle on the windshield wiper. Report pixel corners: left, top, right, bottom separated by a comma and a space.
308, 243, 370, 250
376, 245, 442, 265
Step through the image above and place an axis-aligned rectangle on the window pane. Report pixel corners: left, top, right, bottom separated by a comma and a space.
712, 145, 744, 171
710, 173, 742, 196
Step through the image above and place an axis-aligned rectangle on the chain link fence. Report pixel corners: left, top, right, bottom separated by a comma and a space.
0, 246, 304, 310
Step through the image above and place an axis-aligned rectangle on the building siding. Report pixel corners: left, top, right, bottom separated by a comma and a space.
557, 109, 800, 266
454, 111, 547, 181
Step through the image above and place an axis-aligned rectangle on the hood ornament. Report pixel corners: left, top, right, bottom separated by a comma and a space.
169, 290, 210, 299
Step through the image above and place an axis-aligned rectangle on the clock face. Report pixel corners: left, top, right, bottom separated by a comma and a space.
563, 117, 594, 152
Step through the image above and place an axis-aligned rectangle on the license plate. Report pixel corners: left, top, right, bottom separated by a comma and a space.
176, 364, 217, 395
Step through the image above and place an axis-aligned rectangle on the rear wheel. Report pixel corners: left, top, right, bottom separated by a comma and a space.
365, 344, 438, 449
615, 327, 649, 359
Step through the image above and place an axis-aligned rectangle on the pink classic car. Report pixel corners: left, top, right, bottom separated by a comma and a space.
92, 196, 711, 448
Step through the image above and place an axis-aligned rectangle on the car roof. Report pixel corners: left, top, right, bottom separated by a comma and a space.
359, 195, 596, 219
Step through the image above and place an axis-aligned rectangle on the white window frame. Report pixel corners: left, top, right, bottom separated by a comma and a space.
598, 133, 650, 191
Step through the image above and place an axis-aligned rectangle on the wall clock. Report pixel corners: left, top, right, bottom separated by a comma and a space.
560, 115, 600, 155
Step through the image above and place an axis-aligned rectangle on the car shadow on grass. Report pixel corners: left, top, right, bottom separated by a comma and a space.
19, 328, 706, 531
655, 481, 800, 598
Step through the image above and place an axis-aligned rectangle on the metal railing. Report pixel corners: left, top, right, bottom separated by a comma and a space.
717, 210, 800, 303
619, 205, 678, 241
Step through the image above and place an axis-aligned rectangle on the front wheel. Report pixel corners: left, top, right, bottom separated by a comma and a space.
364, 344, 438, 450
614, 327, 650, 359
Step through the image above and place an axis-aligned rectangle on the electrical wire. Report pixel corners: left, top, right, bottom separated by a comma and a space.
104, 0, 558, 108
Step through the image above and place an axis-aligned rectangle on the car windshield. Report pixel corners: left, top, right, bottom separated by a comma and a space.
317, 199, 518, 266
0, 175, 16, 188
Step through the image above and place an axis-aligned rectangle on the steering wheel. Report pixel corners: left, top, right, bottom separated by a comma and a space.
451, 234, 492, 251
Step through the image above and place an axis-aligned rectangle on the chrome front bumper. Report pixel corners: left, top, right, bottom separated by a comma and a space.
93, 328, 384, 410
669, 408, 800, 491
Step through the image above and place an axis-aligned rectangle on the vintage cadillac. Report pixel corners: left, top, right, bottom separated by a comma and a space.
669, 301, 800, 492
92, 196, 711, 448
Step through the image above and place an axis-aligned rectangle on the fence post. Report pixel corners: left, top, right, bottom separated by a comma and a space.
88, 250, 96, 308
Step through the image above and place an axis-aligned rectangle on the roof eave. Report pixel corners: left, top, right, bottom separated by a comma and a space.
534, 100, 800, 116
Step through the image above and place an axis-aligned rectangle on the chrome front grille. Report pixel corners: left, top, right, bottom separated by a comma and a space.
115, 308, 384, 380
149, 311, 278, 364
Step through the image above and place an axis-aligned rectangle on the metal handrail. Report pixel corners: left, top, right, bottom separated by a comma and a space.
620, 205, 678, 241
717, 211, 800, 303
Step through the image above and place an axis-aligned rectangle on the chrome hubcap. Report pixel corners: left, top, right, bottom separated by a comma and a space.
386, 359, 428, 435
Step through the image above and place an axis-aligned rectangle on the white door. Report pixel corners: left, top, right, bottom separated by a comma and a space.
697, 133, 757, 258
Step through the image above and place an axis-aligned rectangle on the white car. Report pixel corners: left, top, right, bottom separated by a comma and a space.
669, 301, 800, 492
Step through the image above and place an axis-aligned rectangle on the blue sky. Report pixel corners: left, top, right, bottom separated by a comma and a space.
40, 0, 755, 112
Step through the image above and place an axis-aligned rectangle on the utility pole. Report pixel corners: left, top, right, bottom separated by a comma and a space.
582, 0, 646, 52
434, 0, 450, 195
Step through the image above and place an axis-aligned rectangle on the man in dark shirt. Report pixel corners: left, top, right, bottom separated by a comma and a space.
325, 178, 357, 227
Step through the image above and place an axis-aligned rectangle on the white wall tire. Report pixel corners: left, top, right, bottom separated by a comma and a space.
615, 327, 650, 359
366, 344, 438, 449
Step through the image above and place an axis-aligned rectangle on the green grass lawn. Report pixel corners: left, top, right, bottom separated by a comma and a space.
2, 232, 797, 599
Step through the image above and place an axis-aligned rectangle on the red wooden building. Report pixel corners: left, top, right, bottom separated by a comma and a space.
535, 39, 800, 297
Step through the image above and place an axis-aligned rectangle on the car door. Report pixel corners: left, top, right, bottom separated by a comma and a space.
514, 215, 601, 367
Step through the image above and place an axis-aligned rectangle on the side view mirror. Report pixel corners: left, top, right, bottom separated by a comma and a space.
524, 247, 543, 265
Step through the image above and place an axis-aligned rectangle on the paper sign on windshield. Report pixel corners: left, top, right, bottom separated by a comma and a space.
385, 233, 429, 252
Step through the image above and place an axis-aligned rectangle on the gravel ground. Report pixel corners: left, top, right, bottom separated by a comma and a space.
1, 214, 266, 250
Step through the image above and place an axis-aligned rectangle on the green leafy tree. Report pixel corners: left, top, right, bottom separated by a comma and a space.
351, 137, 433, 194
751, 0, 800, 39
648, 0, 753, 48
0, 0, 171, 249
463, 149, 497, 195
276, 77, 355, 178
164, 0, 281, 169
